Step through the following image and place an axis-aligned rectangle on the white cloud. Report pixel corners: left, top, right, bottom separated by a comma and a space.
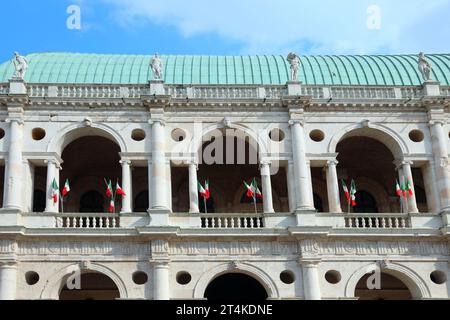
102, 0, 450, 54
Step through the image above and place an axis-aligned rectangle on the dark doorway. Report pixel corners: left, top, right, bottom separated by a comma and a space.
313, 193, 324, 212
33, 189, 46, 212
204, 273, 268, 300
134, 191, 149, 213
59, 272, 120, 300
199, 195, 215, 213
355, 272, 412, 300
80, 191, 104, 213
353, 190, 378, 213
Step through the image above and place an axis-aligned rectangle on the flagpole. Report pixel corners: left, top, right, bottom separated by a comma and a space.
60, 191, 64, 214
203, 196, 207, 214
253, 193, 257, 214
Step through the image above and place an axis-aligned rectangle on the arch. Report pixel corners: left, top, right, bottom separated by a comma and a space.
345, 262, 431, 299
40, 262, 128, 300
328, 124, 408, 159
352, 177, 391, 212
47, 122, 127, 155
193, 262, 279, 299
188, 122, 268, 157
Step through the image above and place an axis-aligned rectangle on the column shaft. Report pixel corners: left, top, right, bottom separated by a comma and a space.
150, 120, 169, 210
325, 160, 342, 213
260, 162, 274, 214
0, 263, 17, 300
422, 162, 439, 213
286, 161, 296, 213
302, 262, 321, 300
153, 262, 170, 300
188, 163, 199, 213
430, 121, 450, 211
45, 160, 59, 213
4, 120, 24, 210
398, 161, 419, 213
120, 160, 132, 213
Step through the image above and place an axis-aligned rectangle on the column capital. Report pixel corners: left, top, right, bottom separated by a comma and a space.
120, 159, 132, 166
149, 259, 171, 267
188, 160, 198, 170
298, 258, 321, 267
5, 117, 24, 125
326, 159, 339, 167
394, 159, 413, 169
429, 119, 447, 127
288, 119, 305, 127
44, 158, 61, 167
149, 118, 166, 127
259, 160, 271, 168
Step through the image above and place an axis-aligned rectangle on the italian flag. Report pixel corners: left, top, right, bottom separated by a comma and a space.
350, 180, 357, 206
116, 181, 125, 196
244, 178, 262, 199
406, 180, 414, 197
105, 180, 113, 198
62, 179, 70, 197
51, 178, 59, 204
342, 180, 350, 203
198, 180, 210, 199
395, 180, 402, 197
108, 199, 115, 213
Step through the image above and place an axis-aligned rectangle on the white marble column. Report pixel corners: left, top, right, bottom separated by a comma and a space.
325, 160, 342, 213
0, 261, 17, 300
120, 160, 132, 213
422, 161, 439, 213
188, 162, 199, 213
301, 260, 321, 300
429, 120, 450, 212
22, 160, 34, 212
153, 261, 170, 300
286, 160, 296, 213
4, 119, 24, 211
397, 161, 419, 213
150, 119, 169, 211
260, 161, 275, 214
289, 120, 314, 211
44, 159, 59, 213
147, 160, 153, 212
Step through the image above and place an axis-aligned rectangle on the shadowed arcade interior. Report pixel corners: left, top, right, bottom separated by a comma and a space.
204, 273, 268, 300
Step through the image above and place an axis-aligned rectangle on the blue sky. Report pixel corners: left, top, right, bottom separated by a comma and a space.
0, 0, 449, 62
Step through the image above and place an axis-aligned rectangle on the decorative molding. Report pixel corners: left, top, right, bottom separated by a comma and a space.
299, 240, 449, 258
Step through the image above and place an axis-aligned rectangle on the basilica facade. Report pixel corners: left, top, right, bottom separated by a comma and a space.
0, 52, 449, 300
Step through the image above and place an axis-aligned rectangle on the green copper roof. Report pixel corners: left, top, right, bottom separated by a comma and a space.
1, 52, 449, 86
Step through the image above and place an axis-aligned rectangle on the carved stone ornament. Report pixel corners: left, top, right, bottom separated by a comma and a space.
222, 117, 232, 128
228, 261, 239, 270
83, 117, 92, 127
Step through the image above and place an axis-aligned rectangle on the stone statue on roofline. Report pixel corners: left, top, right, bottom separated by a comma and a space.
151, 53, 163, 80
287, 52, 301, 82
12, 52, 28, 80
418, 52, 433, 82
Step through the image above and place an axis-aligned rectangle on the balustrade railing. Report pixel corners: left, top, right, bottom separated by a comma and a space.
200, 214, 264, 229
344, 214, 410, 229
55, 213, 121, 229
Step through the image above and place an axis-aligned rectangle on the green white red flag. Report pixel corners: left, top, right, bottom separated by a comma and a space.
62, 179, 70, 197
396, 180, 402, 197
51, 178, 59, 204
350, 180, 357, 206
342, 180, 350, 203
406, 180, 414, 197
244, 178, 262, 199
108, 199, 115, 213
116, 181, 125, 196
105, 180, 113, 198
198, 180, 210, 199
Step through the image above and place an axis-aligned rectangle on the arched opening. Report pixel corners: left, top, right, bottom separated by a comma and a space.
60, 136, 121, 213
353, 190, 378, 213
355, 272, 413, 300
79, 191, 104, 213
204, 273, 268, 300
133, 191, 149, 213
59, 271, 120, 300
336, 136, 397, 213
32, 189, 46, 212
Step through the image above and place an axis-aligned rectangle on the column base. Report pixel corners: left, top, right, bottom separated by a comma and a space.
147, 208, 171, 214
147, 209, 170, 226
0, 207, 22, 213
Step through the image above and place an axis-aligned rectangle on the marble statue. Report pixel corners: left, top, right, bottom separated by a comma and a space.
287, 52, 301, 82
12, 52, 28, 79
151, 53, 163, 80
418, 52, 433, 82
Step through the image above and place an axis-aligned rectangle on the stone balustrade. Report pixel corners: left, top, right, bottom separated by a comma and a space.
13, 83, 436, 102
344, 214, 410, 229
200, 214, 265, 229
54, 213, 121, 229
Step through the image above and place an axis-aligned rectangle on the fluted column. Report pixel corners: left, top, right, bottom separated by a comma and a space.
397, 161, 419, 213
4, 119, 24, 211
325, 160, 342, 213
289, 120, 314, 211
152, 261, 170, 300
429, 120, 450, 212
44, 159, 59, 213
260, 161, 274, 214
286, 160, 296, 213
0, 261, 17, 300
120, 160, 132, 213
149, 119, 169, 211
301, 260, 321, 300
188, 162, 199, 213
